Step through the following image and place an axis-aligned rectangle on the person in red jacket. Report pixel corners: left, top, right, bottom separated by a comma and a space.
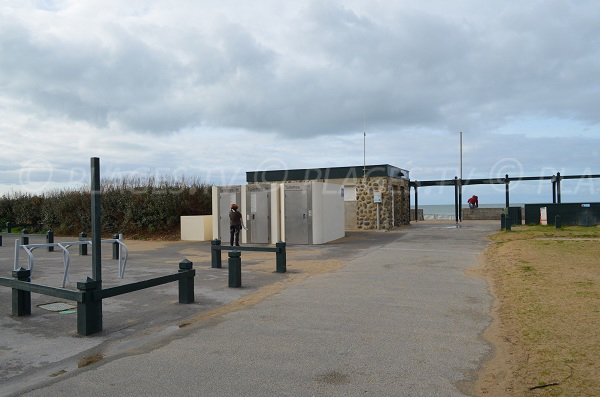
467, 195, 479, 209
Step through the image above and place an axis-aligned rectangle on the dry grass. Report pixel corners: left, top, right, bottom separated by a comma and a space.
475, 225, 600, 396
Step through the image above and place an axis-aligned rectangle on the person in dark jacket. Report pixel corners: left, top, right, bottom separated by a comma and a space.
229, 203, 242, 246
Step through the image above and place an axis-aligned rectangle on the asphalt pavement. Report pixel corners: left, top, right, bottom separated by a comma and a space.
0, 221, 497, 397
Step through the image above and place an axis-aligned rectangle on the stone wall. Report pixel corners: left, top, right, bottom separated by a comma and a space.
356, 177, 410, 230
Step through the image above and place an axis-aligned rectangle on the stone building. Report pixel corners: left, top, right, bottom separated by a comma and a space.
246, 164, 410, 230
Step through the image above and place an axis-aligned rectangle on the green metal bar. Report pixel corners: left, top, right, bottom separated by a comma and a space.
100, 270, 195, 299
0, 277, 83, 302
213, 245, 279, 253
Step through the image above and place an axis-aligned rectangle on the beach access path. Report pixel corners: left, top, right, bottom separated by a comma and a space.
1, 221, 496, 397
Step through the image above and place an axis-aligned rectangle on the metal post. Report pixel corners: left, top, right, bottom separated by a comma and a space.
555, 214, 562, 229
505, 174, 510, 209
211, 239, 222, 268
6, 221, 11, 233
89, 157, 103, 332
12, 268, 31, 316
276, 241, 286, 273
76, 277, 102, 336
459, 131, 463, 222
47, 230, 54, 252
454, 177, 459, 225
0, 235, 2, 247
556, 172, 562, 204
228, 251, 242, 288
112, 234, 120, 260
500, 213, 506, 230
79, 232, 88, 256
178, 259, 195, 304
552, 177, 557, 204
21, 233, 29, 245
414, 183, 418, 222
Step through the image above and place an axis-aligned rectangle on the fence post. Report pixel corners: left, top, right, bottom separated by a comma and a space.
276, 241, 286, 273
112, 234, 120, 259
47, 230, 54, 252
211, 239, 222, 268
178, 259, 195, 304
79, 232, 88, 256
228, 251, 242, 288
12, 268, 31, 316
76, 277, 102, 336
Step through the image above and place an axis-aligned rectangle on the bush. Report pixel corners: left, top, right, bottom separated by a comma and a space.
0, 177, 212, 239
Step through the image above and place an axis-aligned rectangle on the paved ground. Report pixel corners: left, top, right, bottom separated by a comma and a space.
0, 221, 497, 397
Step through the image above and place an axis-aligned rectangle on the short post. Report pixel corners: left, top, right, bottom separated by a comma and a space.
0, 235, 2, 247
6, 221, 11, 233
112, 233, 120, 260
500, 213, 506, 230
12, 268, 31, 316
79, 232, 88, 256
211, 239, 222, 268
228, 251, 242, 288
76, 277, 102, 336
276, 241, 287, 273
505, 212, 512, 231
21, 230, 29, 246
46, 230, 54, 252
178, 259, 195, 304
555, 214, 562, 229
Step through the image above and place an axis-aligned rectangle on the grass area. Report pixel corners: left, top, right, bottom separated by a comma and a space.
481, 225, 600, 396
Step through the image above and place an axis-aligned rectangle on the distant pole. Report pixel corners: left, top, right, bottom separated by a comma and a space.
363, 132, 366, 180
459, 131, 463, 222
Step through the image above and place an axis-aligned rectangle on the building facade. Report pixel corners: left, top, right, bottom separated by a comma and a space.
246, 164, 411, 231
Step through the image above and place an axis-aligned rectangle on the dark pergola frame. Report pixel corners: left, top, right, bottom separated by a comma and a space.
410, 172, 600, 223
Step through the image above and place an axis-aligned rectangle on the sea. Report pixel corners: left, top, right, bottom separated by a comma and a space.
417, 204, 520, 220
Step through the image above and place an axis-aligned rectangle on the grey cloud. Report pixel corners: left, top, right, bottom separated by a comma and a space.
1, 1, 599, 138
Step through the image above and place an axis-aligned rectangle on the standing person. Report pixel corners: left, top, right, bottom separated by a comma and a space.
229, 203, 242, 246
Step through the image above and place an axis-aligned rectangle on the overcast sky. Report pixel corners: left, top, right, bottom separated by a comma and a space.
1, 0, 599, 204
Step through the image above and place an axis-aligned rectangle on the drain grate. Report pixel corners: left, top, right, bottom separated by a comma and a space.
38, 302, 76, 312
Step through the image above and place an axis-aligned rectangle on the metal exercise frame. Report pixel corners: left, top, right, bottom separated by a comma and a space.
13, 238, 129, 288
0, 157, 196, 336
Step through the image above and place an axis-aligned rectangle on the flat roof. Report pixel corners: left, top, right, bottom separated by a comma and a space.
246, 164, 409, 183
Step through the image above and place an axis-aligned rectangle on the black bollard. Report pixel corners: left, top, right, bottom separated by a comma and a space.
12, 268, 31, 316
178, 259, 195, 304
211, 239, 222, 268
228, 251, 242, 288
21, 230, 29, 246
79, 232, 88, 256
276, 241, 286, 273
47, 230, 54, 252
112, 233, 120, 260
500, 213, 506, 230
505, 214, 512, 231
555, 214, 562, 229
0, 235, 2, 247
6, 221, 11, 233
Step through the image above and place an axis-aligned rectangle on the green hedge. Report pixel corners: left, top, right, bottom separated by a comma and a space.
0, 177, 212, 238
